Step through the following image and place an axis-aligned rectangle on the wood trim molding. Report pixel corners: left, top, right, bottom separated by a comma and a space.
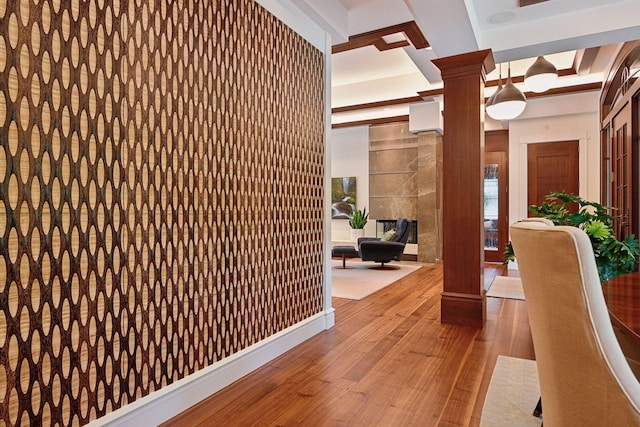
330, 82, 601, 126
600, 40, 640, 121
332, 115, 409, 129
417, 88, 445, 99
523, 82, 601, 99
519, 0, 548, 6
374, 39, 410, 51
332, 96, 423, 114
332, 21, 429, 54
416, 68, 577, 97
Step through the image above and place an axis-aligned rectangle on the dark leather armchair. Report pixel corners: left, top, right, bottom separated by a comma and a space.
358, 218, 412, 267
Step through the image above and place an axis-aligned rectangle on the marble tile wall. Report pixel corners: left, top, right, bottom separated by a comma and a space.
417, 131, 443, 263
368, 123, 442, 262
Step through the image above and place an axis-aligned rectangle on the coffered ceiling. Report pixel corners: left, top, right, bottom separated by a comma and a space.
291, 0, 640, 124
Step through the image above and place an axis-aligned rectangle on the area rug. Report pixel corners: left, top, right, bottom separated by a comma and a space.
331, 260, 422, 300
480, 355, 542, 427
486, 276, 525, 300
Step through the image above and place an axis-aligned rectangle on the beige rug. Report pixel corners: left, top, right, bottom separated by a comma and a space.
480, 355, 542, 427
331, 260, 422, 300
486, 276, 525, 300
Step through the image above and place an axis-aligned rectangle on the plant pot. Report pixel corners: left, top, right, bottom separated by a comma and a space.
350, 228, 364, 241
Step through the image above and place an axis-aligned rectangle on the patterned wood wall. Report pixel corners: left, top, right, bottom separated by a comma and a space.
0, 0, 326, 425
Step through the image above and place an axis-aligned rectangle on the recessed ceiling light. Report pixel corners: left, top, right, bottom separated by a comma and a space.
488, 11, 516, 24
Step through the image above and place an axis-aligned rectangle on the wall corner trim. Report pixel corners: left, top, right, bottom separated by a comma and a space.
91, 311, 335, 426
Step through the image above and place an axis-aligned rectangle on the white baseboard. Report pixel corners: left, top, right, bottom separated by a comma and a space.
92, 309, 335, 427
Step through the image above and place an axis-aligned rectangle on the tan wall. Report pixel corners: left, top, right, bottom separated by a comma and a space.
0, 0, 325, 424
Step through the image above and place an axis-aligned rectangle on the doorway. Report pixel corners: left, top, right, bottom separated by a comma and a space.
484, 151, 508, 262
527, 141, 579, 210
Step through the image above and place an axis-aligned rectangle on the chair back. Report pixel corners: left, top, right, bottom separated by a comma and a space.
394, 218, 412, 244
510, 221, 640, 425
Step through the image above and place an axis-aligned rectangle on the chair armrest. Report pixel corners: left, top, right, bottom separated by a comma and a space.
357, 237, 380, 245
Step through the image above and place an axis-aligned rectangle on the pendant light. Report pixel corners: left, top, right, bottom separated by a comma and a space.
488, 62, 526, 120
525, 56, 558, 93
486, 64, 503, 120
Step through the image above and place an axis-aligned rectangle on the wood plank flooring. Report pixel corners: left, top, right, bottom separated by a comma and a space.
162, 262, 534, 426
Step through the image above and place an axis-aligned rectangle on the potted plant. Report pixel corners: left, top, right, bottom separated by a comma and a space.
349, 207, 368, 241
504, 192, 640, 282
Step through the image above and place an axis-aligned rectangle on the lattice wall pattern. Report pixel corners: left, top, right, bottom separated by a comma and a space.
0, 0, 325, 425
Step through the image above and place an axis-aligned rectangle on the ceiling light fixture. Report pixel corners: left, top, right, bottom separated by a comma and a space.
485, 64, 503, 119
524, 56, 558, 92
486, 62, 526, 120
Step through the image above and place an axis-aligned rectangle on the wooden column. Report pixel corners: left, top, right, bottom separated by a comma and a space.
432, 50, 495, 327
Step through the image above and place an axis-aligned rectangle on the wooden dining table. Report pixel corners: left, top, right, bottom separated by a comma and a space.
602, 272, 640, 377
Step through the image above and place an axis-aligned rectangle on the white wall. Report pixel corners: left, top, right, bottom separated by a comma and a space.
331, 126, 376, 241
508, 91, 601, 223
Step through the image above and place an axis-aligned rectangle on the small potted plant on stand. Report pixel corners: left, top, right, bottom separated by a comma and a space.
349, 207, 368, 241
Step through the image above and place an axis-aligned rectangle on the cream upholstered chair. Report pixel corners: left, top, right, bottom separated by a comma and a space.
510, 221, 640, 426
521, 217, 555, 226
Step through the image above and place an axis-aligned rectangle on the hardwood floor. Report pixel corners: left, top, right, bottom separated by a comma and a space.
162, 262, 534, 426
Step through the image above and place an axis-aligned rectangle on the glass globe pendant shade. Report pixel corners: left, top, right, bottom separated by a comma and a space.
525, 56, 558, 93
488, 64, 526, 120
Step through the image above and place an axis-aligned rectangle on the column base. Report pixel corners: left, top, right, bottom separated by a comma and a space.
441, 292, 485, 327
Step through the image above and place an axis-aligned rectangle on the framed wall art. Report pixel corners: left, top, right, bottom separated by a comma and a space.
331, 177, 356, 219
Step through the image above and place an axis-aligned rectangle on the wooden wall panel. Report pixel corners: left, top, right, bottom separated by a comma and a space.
0, 0, 325, 425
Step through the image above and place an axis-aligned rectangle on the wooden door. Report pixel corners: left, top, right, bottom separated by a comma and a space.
611, 103, 634, 239
527, 141, 579, 210
484, 151, 508, 262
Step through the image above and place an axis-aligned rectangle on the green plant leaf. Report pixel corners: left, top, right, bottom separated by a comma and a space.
502, 241, 515, 265
507, 191, 640, 281
584, 220, 612, 240
348, 207, 368, 229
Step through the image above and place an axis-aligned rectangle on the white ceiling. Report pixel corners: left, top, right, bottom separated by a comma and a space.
292, 0, 640, 123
